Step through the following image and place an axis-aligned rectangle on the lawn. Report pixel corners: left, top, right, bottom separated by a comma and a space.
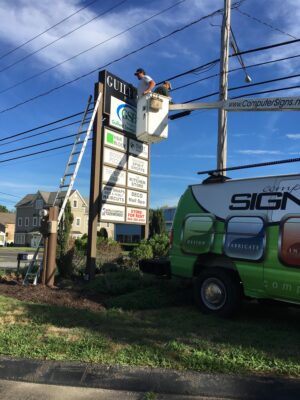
0, 272, 299, 377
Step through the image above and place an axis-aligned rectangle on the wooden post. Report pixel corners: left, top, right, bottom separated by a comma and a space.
86, 83, 104, 280
45, 206, 58, 287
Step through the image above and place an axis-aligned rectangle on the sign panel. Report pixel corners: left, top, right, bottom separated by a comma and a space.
99, 70, 137, 115
109, 96, 137, 134
103, 147, 127, 169
128, 155, 148, 175
127, 172, 148, 191
129, 138, 149, 159
102, 185, 126, 204
126, 207, 147, 224
104, 127, 127, 152
127, 189, 147, 207
102, 166, 126, 186
100, 204, 125, 222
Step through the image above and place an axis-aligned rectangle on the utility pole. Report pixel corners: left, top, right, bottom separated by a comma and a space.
217, 0, 231, 171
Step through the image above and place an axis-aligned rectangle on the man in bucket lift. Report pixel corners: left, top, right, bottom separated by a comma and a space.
154, 80, 172, 98
134, 68, 156, 97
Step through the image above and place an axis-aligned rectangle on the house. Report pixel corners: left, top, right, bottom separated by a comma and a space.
0, 212, 16, 245
14, 190, 89, 246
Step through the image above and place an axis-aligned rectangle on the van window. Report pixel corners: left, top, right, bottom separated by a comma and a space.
224, 216, 265, 261
280, 216, 300, 267
181, 214, 215, 254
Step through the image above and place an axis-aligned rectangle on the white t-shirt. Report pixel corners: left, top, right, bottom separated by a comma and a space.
137, 75, 153, 96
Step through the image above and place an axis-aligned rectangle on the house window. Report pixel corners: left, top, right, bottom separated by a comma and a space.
36, 199, 43, 209
76, 217, 81, 227
73, 200, 78, 208
25, 217, 29, 227
33, 217, 37, 227
280, 216, 300, 267
15, 233, 25, 245
18, 217, 22, 227
224, 216, 265, 261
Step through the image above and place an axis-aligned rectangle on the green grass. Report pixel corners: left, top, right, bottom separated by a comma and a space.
0, 283, 300, 377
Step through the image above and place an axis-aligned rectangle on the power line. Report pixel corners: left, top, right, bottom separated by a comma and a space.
160, 37, 300, 84
0, 142, 83, 164
0, 0, 187, 96
172, 53, 300, 92
1, 119, 91, 147
0, 191, 21, 199
0, 109, 92, 143
0, 131, 87, 156
0, 5, 232, 115
232, 84, 300, 99
0, 0, 127, 74
0, 0, 100, 61
235, 9, 297, 40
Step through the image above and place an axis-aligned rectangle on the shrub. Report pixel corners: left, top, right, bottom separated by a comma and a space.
129, 240, 153, 266
96, 237, 122, 270
149, 233, 170, 257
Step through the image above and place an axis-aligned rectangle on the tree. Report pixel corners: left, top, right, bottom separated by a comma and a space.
56, 200, 74, 277
0, 205, 9, 213
149, 208, 166, 237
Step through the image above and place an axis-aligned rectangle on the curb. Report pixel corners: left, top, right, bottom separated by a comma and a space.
0, 357, 299, 399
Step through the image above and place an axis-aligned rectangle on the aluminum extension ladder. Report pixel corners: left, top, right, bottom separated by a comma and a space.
23, 93, 102, 285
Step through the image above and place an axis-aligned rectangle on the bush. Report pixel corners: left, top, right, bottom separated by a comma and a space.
149, 233, 170, 257
129, 240, 153, 266
74, 235, 88, 253
96, 237, 122, 271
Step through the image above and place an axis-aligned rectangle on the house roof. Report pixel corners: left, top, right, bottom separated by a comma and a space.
0, 212, 16, 224
15, 190, 78, 208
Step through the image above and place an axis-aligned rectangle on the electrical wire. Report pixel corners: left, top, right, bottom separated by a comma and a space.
0, 139, 92, 165
0, 0, 127, 74
0, 191, 21, 198
1, 119, 91, 147
0, 0, 187, 96
171, 53, 300, 92
0, 4, 236, 115
0, 109, 92, 143
235, 8, 297, 40
0, 131, 87, 156
159, 37, 300, 84
0, 0, 100, 61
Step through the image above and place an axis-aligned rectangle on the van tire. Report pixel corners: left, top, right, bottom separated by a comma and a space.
193, 268, 242, 317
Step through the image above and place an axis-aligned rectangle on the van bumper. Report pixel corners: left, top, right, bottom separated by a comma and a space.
139, 258, 171, 277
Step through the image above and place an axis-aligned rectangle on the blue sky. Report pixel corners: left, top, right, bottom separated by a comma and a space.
0, 0, 300, 210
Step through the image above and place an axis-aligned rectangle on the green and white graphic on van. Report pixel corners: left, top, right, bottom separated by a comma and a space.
141, 173, 300, 317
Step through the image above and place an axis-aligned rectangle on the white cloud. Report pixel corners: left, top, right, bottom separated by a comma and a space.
286, 134, 300, 139
236, 150, 282, 155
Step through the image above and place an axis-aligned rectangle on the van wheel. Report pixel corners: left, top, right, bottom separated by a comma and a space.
194, 268, 242, 317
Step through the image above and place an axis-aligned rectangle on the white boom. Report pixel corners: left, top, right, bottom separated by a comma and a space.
169, 96, 300, 112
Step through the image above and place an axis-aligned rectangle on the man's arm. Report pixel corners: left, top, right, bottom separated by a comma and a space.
143, 78, 156, 95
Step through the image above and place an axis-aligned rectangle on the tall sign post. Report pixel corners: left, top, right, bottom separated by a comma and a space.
86, 83, 104, 280
217, 0, 231, 171
86, 71, 150, 280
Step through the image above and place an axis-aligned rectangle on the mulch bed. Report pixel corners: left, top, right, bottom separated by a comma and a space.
0, 277, 106, 312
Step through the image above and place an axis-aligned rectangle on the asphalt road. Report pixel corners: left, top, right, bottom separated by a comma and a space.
0, 380, 223, 400
0, 249, 38, 269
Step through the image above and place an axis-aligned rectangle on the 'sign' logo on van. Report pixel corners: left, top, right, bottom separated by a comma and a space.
229, 192, 300, 211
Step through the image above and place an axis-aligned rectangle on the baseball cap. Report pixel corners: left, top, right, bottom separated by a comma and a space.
164, 80, 172, 89
134, 68, 145, 76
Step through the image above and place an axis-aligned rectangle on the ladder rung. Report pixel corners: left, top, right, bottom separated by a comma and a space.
60, 185, 69, 188
69, 162, 77, 166
72, 151, 80, 155
64, 173, 73, 177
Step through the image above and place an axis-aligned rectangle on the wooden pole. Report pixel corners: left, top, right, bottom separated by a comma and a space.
86, 83, 104, 280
